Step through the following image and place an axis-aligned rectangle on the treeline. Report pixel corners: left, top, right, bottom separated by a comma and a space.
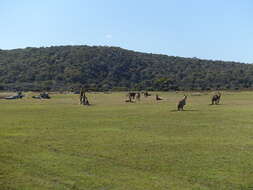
0, 45, 253, 91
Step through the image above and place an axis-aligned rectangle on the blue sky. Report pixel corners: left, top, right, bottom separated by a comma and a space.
1, 0, 252, 63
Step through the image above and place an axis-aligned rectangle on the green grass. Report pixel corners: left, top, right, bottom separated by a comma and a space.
1, 91, 253, 190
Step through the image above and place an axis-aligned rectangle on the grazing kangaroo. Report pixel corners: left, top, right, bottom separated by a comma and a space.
128, 92, 137, 100
156, 94, 163, 101
178, 95, 187, 111
125, 94, 132, 102
144, 91, 151, 97
211, 92, 221, 105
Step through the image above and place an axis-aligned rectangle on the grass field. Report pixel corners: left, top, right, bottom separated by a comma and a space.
1, 91, 253, 190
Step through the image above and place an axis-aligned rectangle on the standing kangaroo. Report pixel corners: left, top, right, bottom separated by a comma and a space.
80, 88, 85, 104
178, 95, 187, 111
80, 87, 90, 105
211, 92, 221, 105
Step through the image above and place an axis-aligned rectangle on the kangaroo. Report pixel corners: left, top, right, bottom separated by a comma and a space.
80, 88, 85, 104
128, 92, 136, 100
80, 87, 90, 106
178, 95, 187, 111
211, 92, 221, 105
136, 92, 141, 101
125, 94, 132, 102
144, 91, 151, 97
156, 94, 163, 101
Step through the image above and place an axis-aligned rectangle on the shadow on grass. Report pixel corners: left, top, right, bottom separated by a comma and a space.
80, 103, 94, 107
170, 109, 199, 112
209, 104, 223, 106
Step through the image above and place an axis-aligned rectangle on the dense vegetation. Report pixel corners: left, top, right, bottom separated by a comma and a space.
0, 45, 253, 91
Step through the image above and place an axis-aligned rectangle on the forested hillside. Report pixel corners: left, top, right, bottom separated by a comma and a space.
0, 45, 252, 91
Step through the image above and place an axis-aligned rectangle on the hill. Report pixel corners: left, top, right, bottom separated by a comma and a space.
0, 45, 253, 91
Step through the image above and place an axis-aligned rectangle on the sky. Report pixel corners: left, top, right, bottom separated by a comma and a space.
0, 0, 252, 63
